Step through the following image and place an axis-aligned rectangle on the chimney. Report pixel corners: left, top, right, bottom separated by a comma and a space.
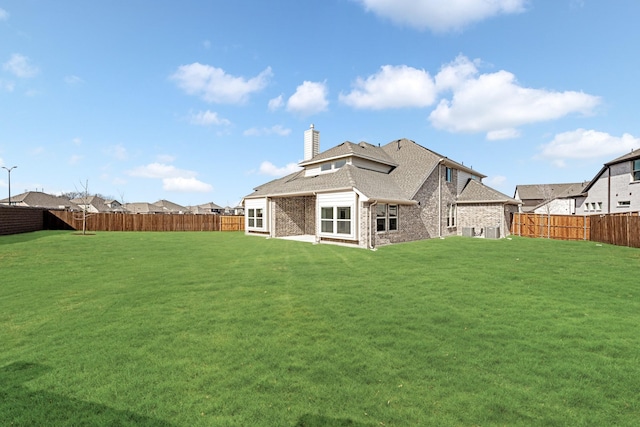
304, 124, 320, 161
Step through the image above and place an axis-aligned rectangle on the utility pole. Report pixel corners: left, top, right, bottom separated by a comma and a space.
2, 166, 17, 206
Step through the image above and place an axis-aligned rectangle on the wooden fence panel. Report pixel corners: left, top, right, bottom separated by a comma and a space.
511, 213, 590, 241
591, 213, 640, 248
46, 211, 243, 232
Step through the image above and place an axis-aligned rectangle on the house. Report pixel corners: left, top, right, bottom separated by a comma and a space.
578, 148, 640, 214
124, 202, 165, 214
152, 199, 189, 214
189, 202, 223, 215
70, 195, 117, 213
514, 182, 587, 215
243, 126, 519, 248
224, 205, 245, 215
0, 191, 73, 209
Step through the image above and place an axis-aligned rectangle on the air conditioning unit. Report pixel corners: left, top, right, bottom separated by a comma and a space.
486, 227, 500, 239
462, 227, 473, 237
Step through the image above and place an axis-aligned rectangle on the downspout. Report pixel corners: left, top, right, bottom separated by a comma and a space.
607, 166, 611, 214
370, 200, 378, 250
438, 160, 443, 238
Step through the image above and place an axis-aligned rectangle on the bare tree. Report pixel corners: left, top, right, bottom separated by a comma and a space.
73, 179, 93, 235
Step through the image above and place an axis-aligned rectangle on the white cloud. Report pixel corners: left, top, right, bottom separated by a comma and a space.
72, 137, 82, 146
286, 81, 329, 116
0, 8, 8, 21
163, 177, 213, 193
3, 54, 39, 78
268, 94, 284, 111
339, 65, 436, 109
429, 56, 600, 138
170, 63, 272, 104
487, 128, 520, 140
258, 161, 301, 177
128, 162, 213, 193
356, 0, 528, 32
243, 125, 291, 137
539, 129, 640, 161
128, 163, 188, 179
69, 154, 83, 165
189, 110, 231, 126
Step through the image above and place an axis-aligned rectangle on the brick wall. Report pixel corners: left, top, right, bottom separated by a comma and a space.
273, 196, 316, 237
457, 203, 516, 238
0, 206, 44, 235
371, 166, 458, 246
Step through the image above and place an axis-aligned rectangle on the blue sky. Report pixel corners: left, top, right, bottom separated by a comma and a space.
1, 0, 639, 207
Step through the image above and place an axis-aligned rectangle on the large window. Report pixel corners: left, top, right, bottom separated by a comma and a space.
320, 206, 351, 235
376, 204, 398, 232
633, 159, 640, 181
247, 208, 263, 228
445, 167, 453, 182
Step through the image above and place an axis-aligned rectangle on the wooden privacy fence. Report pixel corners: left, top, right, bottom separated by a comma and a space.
590, 213, 640, 248
46, 210, 244, 232
511, 213, 590, 241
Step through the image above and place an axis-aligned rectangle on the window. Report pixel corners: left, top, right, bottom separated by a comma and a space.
336, 207, 351, 234
247, 208, 263, 228
447, 204, 456, 227
388, 205, 398, 231
445, 167, 453, 182
376, 204, 387, 231
618, 200, 631, 207
321, 206, 351, 235
634, 159, 640, 181
320, 159, 347, 173
597, 202, 602, 211
376, 204, 398, 232
321, 207, 334, 232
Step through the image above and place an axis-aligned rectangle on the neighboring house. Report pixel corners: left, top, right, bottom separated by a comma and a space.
189, 202, 223, 215
578, 148, 640, 214
153, 199, 189, 214
124, 202, 165, 214
0, 191, 73, 209
104, 199, 125, 211
224, 205, 245, 215
243, 126, 519, 248
514, 183, 586, 214
70, 195, 115, 213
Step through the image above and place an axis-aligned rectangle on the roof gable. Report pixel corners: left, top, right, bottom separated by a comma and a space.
299, 141, 397, 168
458, 179, 519, 204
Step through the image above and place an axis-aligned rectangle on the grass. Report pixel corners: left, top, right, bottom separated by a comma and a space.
1, 231, 639, 426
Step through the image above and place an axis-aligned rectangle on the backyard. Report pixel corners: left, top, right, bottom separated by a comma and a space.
1, 231, 639, 426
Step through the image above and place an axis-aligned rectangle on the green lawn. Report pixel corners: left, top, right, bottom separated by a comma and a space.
1, 231, 639, 426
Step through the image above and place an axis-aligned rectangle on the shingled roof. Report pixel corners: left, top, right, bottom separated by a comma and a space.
246, 138, 485, 204
458, 179, 519, 204
1, 191, 73, 209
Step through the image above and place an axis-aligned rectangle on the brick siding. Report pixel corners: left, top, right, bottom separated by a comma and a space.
273, 196, 316, 237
